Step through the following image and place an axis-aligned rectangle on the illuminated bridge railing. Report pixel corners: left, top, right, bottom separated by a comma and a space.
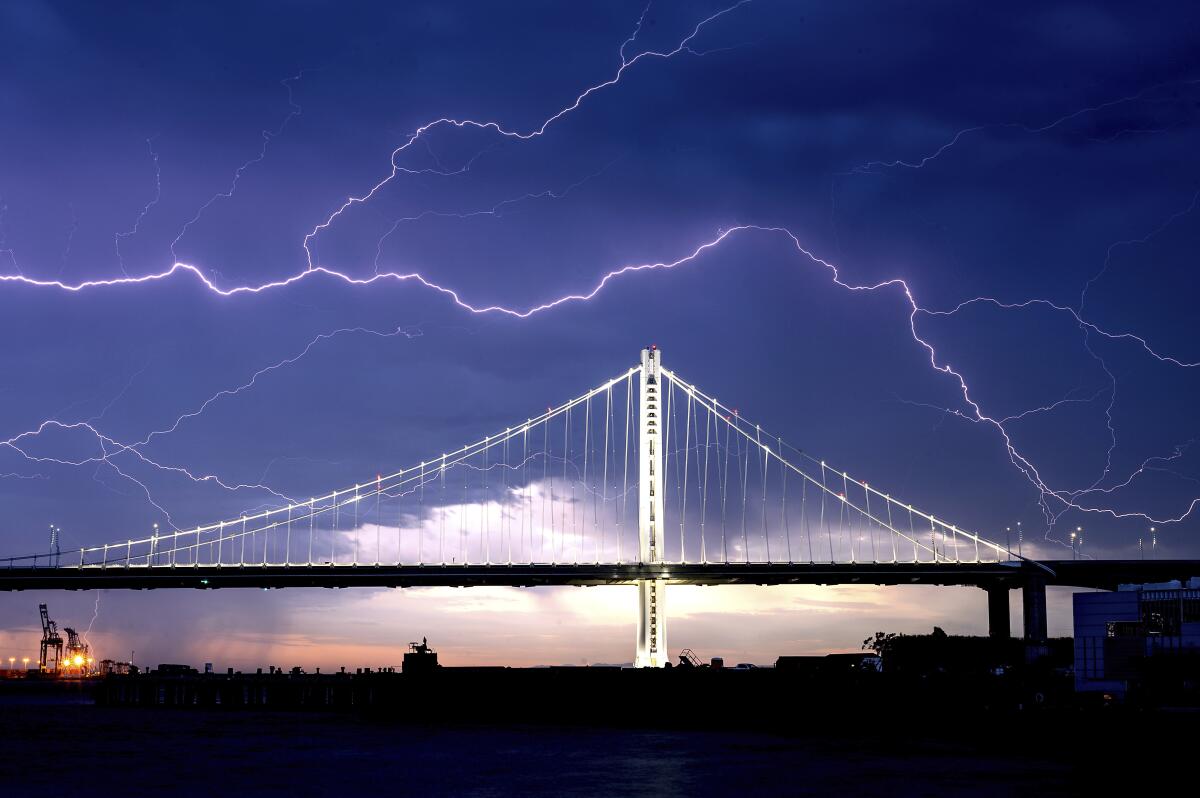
3, 362, 1026, 571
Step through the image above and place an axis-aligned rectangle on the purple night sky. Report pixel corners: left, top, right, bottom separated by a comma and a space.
1, 1, 1198, 668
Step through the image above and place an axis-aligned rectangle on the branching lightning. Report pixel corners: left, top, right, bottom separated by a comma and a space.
1, 0, 1197, 553
114, 137, 162, 277
168, 72, 305, 264
845, 78, 1200, 175
1, 324, 424, 525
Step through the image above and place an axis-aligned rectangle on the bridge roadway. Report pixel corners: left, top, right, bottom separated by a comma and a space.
1, 559, 1197, 592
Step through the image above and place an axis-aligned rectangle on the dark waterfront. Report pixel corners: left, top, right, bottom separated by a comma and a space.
0, 700, 1067, 797
1, 679, 1192, 797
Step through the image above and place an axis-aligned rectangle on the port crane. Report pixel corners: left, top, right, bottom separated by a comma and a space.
63, 626, 91, 672
38, 603, 63, 673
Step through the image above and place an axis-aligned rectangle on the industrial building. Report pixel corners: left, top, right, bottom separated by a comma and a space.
1074, 582, 1200, 699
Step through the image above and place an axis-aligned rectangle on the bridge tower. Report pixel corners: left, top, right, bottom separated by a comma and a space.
635, 346, 667, 667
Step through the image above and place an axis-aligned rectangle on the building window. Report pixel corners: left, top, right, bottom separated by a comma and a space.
1106, 621, 1142, 638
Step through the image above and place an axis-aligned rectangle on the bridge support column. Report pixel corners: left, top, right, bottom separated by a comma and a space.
635, 347, 667, 667
986, 584, 1010, 640
636, 579, 666, 668
1022, 576, 1048, 662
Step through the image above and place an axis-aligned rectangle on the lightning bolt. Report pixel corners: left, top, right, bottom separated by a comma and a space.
169, 71, 305, 264
372, 158, 621, 274
298, 0, 751, 274
57, 202, 79, 279
2, 419, 293, 529
83, 592, 101, 653
5, 230, 1198, 538
2, 324, 424, 525
846, 77, 1200, 175
114, 137, 163, 277
0, 196, 23, 276
0, 0, 1195, 549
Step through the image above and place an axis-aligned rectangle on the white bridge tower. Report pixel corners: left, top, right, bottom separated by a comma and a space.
635, 346, 668, 667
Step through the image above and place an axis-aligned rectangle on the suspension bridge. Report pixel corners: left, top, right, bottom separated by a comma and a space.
3, 348, 1197, 665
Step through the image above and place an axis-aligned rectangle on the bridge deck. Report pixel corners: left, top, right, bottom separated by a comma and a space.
1, 560, 1195, 591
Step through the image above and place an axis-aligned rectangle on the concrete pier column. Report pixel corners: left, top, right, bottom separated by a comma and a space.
1022, 576, 1048, 662
986, 584, 1010, 639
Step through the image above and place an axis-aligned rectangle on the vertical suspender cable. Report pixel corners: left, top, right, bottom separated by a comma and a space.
332, 492, 339, 564
680, 385, 692, 564
820, 464, 832, 562
886, 496, 897, 563
482, 438, 489, 564
734, 417, 744, 559
503, 434, 510, 565
584, 394, 592, 564
542, 414, 550, 562
620, 374, 632, 564
758, 426, 769, 563
562, 406, 570, 562
440, 457, 447, 564
803, 477, 813, 563
780, 436, 791, 563
601, 385, 611, 563
841, 473, 852, 563
417, 463, 425, 564
721, 408, 731, 563
863, 484, 876, 563
700, 397, 712, 564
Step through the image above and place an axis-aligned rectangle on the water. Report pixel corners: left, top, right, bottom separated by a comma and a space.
0, 693, 1079, 796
